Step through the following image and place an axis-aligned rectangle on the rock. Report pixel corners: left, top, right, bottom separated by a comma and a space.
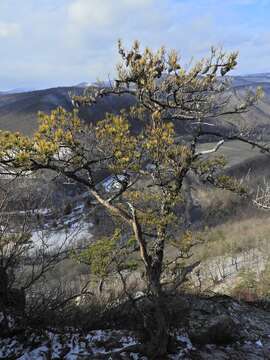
190, 314, 239, 345
103, 339, 122, 351
193, 348, 230, 360
120, 353, 136, 360
112, 354, 123, 360
90, 353, 108, 359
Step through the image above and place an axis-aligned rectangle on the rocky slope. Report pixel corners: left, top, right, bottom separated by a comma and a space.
1, 295, 270, 359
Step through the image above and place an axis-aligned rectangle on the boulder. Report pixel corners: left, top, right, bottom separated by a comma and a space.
190, 314, 239, 345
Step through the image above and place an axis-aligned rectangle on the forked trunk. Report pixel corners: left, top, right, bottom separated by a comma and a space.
129, 204, 170, 358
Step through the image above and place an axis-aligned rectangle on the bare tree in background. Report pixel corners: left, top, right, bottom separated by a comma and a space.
0, 180, 92, 333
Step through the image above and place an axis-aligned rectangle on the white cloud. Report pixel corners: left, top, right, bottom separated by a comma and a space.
65, 0, 165, 67
0, 22, 20, 38
67, 0, 155, 28
0, 0, 269, 89
68, 0, 113, 27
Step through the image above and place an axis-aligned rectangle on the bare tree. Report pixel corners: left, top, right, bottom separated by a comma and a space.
253, 179, 270, 209
0, 180, 92, 334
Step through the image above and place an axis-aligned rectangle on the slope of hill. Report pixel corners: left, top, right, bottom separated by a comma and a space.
0, 86, 135, 134
0, 74, 270, 136
0, 87, 76, 134
231, 77, 270, 130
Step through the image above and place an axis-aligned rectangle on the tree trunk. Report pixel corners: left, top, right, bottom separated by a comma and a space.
143, 269, 170, 359
144, 297, 169, 359
0, 267, 8, 308
129, 202, 170, 358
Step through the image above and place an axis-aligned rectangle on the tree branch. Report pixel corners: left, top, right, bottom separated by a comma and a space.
194, 139, 225, 158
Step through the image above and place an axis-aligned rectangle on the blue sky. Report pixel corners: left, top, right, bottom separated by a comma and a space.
0, 0, 270, 90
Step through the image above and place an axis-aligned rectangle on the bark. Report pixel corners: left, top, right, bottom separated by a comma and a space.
0, 267, 8, 306
143, 260, 170, 359
145, 302, 169, 358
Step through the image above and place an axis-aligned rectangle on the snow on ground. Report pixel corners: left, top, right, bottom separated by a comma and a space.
1, 310, 269, 359
0, 329, 142, 359
30, 219, 92, 250
0, 327, 195, 359
30, 201, 94, 251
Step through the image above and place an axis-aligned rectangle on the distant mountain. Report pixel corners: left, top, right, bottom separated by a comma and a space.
229, 74, 270, 132
0, 87, 36, 95
75, 82, 92, 88
75, 81, 112, 88
0, 74, 270, 137
0, 86, 135, 135
232, 73, 270, 87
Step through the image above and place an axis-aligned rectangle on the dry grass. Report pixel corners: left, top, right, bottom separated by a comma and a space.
194, 212, 270, 260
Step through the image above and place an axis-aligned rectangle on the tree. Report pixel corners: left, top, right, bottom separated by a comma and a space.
0, 41, 264, 358
0, 181, 92, 334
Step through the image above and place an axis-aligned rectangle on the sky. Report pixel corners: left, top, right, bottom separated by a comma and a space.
0, 0, 270, 90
